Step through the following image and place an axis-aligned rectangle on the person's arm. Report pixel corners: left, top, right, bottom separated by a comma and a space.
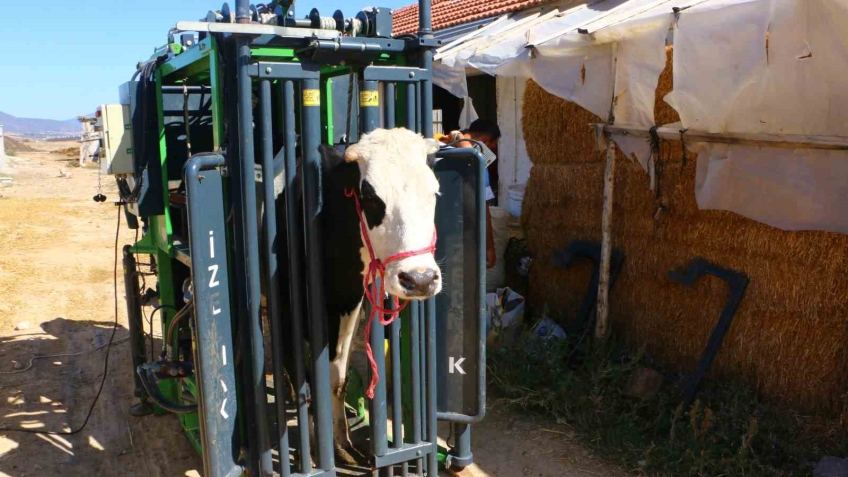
486, 202, 495, 269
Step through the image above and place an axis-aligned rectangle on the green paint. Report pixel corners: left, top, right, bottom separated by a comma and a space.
207, 38, 225, 149
160, 36, 216, 78
129, 232, 157, 255
250, 47, 297, 60
321, 77, 334, 144
345, 368, 368, 425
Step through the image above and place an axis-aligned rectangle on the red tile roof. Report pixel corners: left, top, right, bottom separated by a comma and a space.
392, 0, 558, 35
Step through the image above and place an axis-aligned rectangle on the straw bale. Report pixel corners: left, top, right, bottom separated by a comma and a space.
654, 46, 680, 126
521, 45, 848, 414
522, 80, 605, 165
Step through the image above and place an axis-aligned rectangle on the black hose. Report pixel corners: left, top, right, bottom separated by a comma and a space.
136, 366, 198, 414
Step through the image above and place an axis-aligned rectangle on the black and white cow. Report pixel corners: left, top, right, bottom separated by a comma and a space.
273, 127, 442, 463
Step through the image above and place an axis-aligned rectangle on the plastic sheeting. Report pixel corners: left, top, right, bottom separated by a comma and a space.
458, 96, 479, 129
664, 0, 848, 232
433, 0, 848, 233
693, 143, 848, 233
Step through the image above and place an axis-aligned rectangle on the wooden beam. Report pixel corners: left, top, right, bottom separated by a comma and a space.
596, 137, 616, 340
604, 124, 848, 151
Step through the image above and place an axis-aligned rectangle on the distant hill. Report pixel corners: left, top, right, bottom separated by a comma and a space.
0, 110, 80, 135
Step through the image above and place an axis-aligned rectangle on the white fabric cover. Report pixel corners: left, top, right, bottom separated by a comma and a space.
664, 0, 848, 232
433, 0, 848, 233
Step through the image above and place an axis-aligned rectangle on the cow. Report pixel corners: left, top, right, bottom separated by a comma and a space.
272, 127, 443, 464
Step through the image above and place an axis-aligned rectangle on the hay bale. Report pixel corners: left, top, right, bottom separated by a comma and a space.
521, 47, 848, 414
522, 80, 605, 165
654, 46, 680, 126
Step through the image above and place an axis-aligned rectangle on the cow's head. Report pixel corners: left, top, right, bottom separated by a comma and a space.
342, 128, 442, 299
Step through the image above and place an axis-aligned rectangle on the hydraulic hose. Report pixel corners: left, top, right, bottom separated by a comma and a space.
136, 365, 198, 414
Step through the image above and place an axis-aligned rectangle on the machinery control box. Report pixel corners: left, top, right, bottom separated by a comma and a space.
96, 103, 133, 175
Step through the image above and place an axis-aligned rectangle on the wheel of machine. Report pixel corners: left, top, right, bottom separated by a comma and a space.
206, 10, 222, 22
333, 10, 345, 32
220, 2, 234, 23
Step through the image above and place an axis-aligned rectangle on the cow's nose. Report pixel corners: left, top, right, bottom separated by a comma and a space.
397, 269, 439, 296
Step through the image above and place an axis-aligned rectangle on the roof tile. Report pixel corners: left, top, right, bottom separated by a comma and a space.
393, 0, 557, 35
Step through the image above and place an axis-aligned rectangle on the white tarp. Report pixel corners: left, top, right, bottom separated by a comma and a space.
665, 0, 848, 232
433, 0, 848, 234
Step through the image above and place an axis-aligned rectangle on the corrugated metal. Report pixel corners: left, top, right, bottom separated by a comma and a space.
434, 17, 497, 44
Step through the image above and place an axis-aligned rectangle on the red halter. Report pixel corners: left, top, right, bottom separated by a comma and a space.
344, 187, 437, 399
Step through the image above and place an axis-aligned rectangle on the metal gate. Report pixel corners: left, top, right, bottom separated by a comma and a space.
117, 2, 487, 476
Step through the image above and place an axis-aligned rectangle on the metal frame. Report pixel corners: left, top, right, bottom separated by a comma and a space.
119, 1, 489, 476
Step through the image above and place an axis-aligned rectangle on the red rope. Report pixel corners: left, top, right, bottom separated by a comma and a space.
345, 187, 437, 399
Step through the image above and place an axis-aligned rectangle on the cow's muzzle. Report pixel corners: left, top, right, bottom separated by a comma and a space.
397, 268, 440, 297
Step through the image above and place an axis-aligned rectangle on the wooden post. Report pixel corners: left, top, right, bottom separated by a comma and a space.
596, 136, 616, 340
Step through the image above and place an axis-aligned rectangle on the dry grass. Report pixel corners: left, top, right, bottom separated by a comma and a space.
3, 136, 36, 153
521, 46, 848, 414
55, 147, 78, 158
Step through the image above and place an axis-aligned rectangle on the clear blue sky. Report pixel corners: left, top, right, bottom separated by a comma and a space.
0, 0, 411, 120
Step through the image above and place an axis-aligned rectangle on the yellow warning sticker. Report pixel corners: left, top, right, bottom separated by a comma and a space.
303, 89, 320, 107
360, 91, 380, 107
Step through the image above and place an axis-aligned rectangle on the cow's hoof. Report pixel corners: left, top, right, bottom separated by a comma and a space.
334, 442, 367, 466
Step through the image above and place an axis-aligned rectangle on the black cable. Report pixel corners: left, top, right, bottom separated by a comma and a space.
132, 228, 154, 362
0, 205, 122, 435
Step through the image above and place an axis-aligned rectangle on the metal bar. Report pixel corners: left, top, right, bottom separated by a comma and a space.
370, 282, 389, 458
401, 462, 409, 477
161, 85, 212, 93
390, 299, 402, 449
236, 0, 250, 23
363, 66, 430, 83
410, 301, 422, 445
301, 75, 335, 472
419, 0, 434, 140
184, 153, 241, 477
449, 424, 473, 469
372, 442, 433, 469
282, 79, 312, 473
311, 40, 389, 53
236, 37, 275, 476
249, 62, 322, 80
415, 84, 422, 134
426, 299, 438, 474
175, 21, 341, 40
360, 80, 380, 134
405, 84, 416, 132
260, 80, 292, 477
605, 124, 848, 151
418, 301, 426, 447
122, 245, 151, 412
384, 83, 396, 130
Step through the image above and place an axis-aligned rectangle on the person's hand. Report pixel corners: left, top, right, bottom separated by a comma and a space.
487, 245, 496, 269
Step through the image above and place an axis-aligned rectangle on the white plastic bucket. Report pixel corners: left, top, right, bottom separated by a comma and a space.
507, 184, 526, 218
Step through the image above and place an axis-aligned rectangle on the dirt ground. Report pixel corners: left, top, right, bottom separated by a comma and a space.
0, 142, 623, 477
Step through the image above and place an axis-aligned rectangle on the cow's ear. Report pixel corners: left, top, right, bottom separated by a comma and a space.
319, 144, 346, 171
343, 143, 362, 163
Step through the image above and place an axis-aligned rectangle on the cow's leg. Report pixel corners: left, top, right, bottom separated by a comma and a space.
330, 301, 364, 464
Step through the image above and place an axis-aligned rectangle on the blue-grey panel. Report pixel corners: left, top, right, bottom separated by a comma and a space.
433, 147, 487, 423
